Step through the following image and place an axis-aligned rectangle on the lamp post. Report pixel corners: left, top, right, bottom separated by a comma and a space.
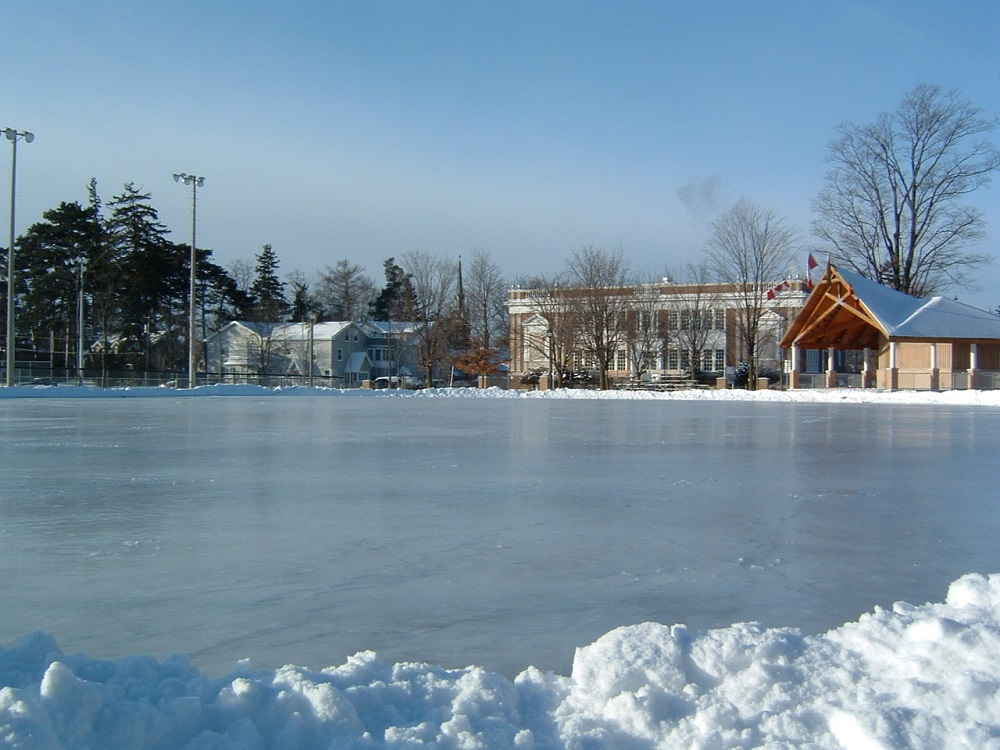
77, 255, 86, 383
4, 128, 33, 387
173, 172, 204, 388
546, 328, 554, 390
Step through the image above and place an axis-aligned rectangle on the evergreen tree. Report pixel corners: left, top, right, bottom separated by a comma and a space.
289, 278, 323, 322
249, 244, 289, 321
370, 257, 417, 321
106, 183, 183, 365
200, 256, 251, 331
83, 179, 120, 373
14, 201, 99, 365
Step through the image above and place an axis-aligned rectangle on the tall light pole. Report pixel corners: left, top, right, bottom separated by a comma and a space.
173, 172, 204, 388
77, 255, 86, 383
4, 127, 33, 387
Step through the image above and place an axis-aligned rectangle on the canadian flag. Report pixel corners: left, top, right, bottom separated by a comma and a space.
766, 288, 776, 300
806, 253, 819, 291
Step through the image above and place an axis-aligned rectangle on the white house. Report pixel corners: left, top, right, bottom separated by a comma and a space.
205, 320, 422, 385
205, 321, 370, 384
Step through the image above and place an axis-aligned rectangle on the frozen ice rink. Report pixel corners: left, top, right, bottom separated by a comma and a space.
1, 386, 998, 748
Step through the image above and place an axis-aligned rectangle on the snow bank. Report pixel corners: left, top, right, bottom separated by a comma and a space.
2, 574, 998, 749
4, 381, 1000, 407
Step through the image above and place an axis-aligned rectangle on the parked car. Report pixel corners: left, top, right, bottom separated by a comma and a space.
373, 375, 419, 389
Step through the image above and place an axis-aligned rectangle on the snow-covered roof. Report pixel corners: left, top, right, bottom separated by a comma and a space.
837, 267, 1000, 339
263, 321, 354, 340
783, 265, 1000, 348
360, 320, 420, 337
211, 321, 356, 341
286, 321, 354, 339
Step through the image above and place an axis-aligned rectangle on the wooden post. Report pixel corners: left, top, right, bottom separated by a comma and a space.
885, 341, 898, 391
825, 346, 837, 388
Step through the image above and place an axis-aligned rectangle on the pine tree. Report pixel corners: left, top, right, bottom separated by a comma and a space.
287, 271, 322, 322
249, 244, 289, 321
15, 201, 98, 366
106, 183, 184, 365
370, 257, 417, 321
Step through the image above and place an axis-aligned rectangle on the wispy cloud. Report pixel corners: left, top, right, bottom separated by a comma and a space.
677, 175, 725, 218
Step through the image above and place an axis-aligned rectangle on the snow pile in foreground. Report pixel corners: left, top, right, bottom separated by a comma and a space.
2, 574, 998, 749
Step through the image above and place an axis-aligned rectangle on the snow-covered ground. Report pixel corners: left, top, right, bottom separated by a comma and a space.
1, 574, 997, 749
3, 380, 1000, 406
2, 384, 998, 749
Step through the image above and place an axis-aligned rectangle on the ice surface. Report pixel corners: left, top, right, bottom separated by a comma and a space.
1, 384, 999, 748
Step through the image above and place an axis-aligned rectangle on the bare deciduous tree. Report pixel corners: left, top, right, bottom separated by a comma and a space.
516, 273, 576, 388
813, 84, 1000, 296
669, 261, 723, 379
565, 245, 630, 390
623, 276, 663, 380
400, 250, 457, 388
227, 259, 254, 302
707, 200, 795, 389
455, 250, 508, 382
316, 259, 376, 321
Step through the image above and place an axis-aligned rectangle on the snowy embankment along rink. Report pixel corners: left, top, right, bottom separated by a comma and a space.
1, 384, 999, 748
2, 573, 999, 749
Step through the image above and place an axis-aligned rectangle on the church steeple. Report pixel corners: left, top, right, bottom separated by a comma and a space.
456, 255, 466, 316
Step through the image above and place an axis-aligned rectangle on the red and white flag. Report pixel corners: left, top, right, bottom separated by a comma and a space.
766, 288, 776, 300
806, 253, 820, 291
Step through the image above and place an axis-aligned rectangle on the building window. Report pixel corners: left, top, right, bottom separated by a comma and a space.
667, 310, 679, 331
616, 350, 627, 371
337, 349, 343, 361
575, 353, 597, 371
714, 309, 726, 331
715, 349, 726, 371
667, 349, 679, 370
701, 349, 713, 371
526, 332, 541, 368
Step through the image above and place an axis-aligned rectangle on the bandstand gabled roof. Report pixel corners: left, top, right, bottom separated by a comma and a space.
781, 264, 1000, 349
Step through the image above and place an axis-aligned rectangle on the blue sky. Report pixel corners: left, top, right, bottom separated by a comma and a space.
3, 1, 999, 307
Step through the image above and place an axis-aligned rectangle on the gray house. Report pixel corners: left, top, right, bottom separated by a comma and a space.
205, 320, 419, 386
